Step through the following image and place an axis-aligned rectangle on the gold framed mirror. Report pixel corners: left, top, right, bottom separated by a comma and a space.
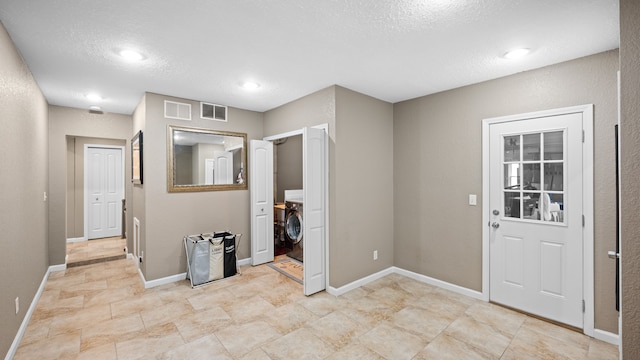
167, 125, 248, 192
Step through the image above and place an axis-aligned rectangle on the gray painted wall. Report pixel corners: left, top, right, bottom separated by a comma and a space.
0, 22, 49, 358
48, 106, 133, 265
620, 0, 640, 356
264, 85, 395, 287
137, 93, 263, 281
393, 50, 619, 333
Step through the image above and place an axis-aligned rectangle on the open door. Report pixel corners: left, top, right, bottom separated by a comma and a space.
250, 140, 274, 265
303, 127, 327, 295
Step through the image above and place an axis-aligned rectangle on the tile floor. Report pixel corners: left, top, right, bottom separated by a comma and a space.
14, 258, 618, 359
66, 237, 127, 267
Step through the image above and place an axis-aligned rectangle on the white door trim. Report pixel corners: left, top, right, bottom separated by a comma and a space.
263, 123, 330, 292
482, 104, 594, 336
83, 144, 126, 241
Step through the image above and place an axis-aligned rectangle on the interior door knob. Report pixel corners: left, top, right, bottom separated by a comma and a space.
608, 251, 620, 259
491, 222, 500, 229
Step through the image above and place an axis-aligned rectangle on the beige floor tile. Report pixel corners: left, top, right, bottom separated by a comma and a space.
13, 330, 81, 360
49, 304, 112, 336
444, 315, 513, 357
80, 313, 145, 351
464, 302, 526, 336
501, 326, 588, 360
297, 291, 340, 316
110, 292, 164, 318
340, 295, 397, 327
173, 306, 233, 342
114, 323, 185, 360
325, 343, 385, 360
262, 302, 319, 334
15, 256, 619, 360
390, 306, 453, 341
157, 334, 232, 359
307, 310, 368, 350
75, 342, 117, 360
261, 327, 335, 360
588, 338, 619, 359
225, 295, 276, 323
139, 299, 194, 329
413, 333, 496, 360
359, 322, 428, 360
187, 287, 237, 310
239, 348, 274, 360
215, 321, 281, 357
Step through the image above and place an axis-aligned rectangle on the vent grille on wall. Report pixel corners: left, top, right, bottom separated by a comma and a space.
164, 100, 192, 120
201, 102, 227, 122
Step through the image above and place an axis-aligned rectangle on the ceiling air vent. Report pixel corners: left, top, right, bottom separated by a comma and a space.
164, 100, 192, 120
201, 102, 227, 122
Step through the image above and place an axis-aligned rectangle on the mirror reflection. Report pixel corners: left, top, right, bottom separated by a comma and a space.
167, 125, 247, 192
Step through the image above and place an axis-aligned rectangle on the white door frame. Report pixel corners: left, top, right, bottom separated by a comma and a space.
263, 124, 330, 292
482, 105, 594, 336
83, 144, 126, 241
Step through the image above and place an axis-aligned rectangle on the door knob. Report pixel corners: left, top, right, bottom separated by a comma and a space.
608, 251, 620, 259
493, 209, 500, 216
491, 222, 500, 229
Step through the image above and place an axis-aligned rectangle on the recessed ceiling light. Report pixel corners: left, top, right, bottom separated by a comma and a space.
89, 105, 102, 111
86, 93, 103, 101
241, 81, 261, 90
119, 49, 145, 62
503, 48, 530, 59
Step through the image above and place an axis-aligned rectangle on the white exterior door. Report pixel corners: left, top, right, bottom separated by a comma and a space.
87, 147, 123, 240
214, 151, 233, 184
303, 127, 327, 295
250, 140, 274, 265
489, 112, 584, 328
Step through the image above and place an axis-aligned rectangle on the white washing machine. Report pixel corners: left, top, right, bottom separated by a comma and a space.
284, 190, 303, 262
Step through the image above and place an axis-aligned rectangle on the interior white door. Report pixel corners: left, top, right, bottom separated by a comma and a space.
303, 127, 327, 295
250, 140, 274, 265
489, 112, 583, 328
87, 147, 123, 239
214, 151, 233, 184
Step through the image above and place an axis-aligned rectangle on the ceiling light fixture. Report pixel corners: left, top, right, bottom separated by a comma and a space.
89, 105, 102, 111
119, 49, 145, 62
86, 93, 103, 101
241, 81, 261, 90
503, 48, 530, 59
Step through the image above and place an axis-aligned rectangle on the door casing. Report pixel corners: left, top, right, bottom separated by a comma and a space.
482, 105, 594, 336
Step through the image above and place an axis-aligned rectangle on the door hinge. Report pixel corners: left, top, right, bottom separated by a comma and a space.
582, 299, 586, 313
582, 130, 585, 143
582, 215, 585, 227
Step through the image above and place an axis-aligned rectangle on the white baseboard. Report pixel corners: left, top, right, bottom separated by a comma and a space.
137, 268, 187, 289
66, 237, 87, 243
5, 264, 65, 360
327, 267, 395, 296
49, 263, 67, 272
238, 257, 251, 266
593, 329, 620, 346
392, 266, 486, 301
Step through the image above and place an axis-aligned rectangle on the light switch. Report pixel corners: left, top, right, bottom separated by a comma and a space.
469, 194, 477, 206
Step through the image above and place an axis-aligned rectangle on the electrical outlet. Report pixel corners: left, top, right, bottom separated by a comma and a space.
15, 297, 19, 314
43, 192, 47, 202
373, 250, 378, 260
469, 194, 477, 206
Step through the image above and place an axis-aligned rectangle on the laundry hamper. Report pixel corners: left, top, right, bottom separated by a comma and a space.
184, 231, 242, 288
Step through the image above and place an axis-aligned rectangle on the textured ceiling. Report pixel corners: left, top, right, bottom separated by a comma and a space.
0, 0, 619, 115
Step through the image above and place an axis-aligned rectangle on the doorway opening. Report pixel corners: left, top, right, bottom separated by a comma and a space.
65, 137, 127, 267
251, 125, 328, 296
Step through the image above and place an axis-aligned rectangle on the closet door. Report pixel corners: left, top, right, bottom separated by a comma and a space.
250, 140, 274, 265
